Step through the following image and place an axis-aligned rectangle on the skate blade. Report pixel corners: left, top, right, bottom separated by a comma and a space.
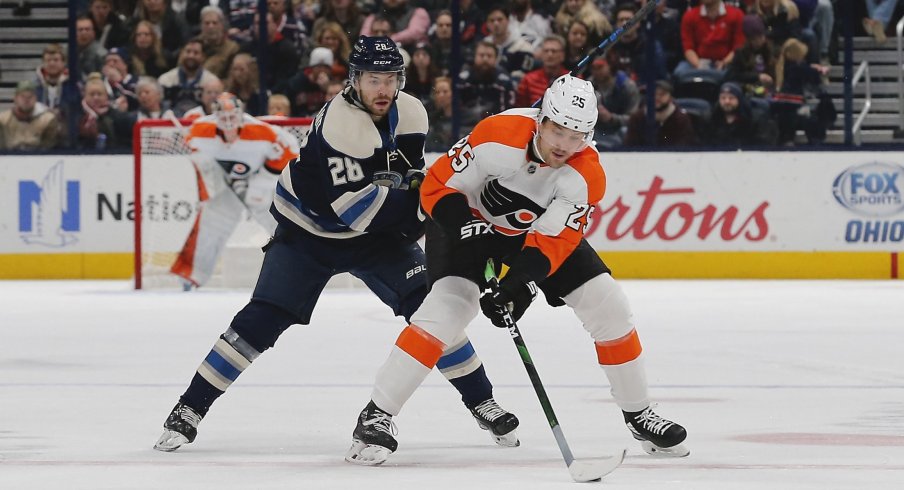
568, 448, 626, 482
153, 430, 189, 452
640, 440, 690, 458
491, 431, 520, 448
345, 440, 393, 466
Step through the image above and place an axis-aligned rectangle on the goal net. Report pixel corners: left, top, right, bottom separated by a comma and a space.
132, 117, 312, 289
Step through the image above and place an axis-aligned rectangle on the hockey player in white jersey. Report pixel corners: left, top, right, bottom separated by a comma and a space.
154, 37, 519, 455
346, 74, 689, 465
170, 93, 298, 288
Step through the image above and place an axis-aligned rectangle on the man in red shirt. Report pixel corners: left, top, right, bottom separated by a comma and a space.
675, 0, 745, 77
515, 35, 568, 107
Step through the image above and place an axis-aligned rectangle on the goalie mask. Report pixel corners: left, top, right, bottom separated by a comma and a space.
213, 92, 244, 136
537, 74, 598, 150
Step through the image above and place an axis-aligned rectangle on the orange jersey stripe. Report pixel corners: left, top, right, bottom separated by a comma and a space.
187, 121, 217, 141
395, 324, 445, 368
265, 145, 297, 173
595, 329, 642, 365
567, 147, 607, 204
421, 113, 535, 216
524, 231, 581, 275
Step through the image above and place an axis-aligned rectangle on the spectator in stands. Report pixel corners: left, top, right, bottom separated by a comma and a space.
0, 80, 61, 151
856, 0, 904, 43
158, 38, 218, 116
624, 80, 696, 146
314, 0, 366, 42
725, 15, 776, 98
183, 77, 224, 120
426, 10, 460, 75
102, 48, 139, 111
590, 58, 640, 149
404, 43, 440, 105
554, 0, 612, 42
771, 37, 831, 145
131, 0, 190, 64
75, 73, 126, 149
132, 76, 174, 120
282, 47, 333, 116
453, 0, 485, 48
267, 93, 292, 117
198, 5, 240, 80
325, 80, 345, 101
313, 21, 352, 82
224, 53, 266, 115
77, 15, 108, 79
267, 0, 308, 53
515, 35, 568, 107
457, 41, 517, 131
794, 0, 834, 63
752, 0, 802, 51
360, 0, 430, 50
483, 5, 536, 84
225, 0, 257, 44
509, 0, 552, 51
676, 0, 745, 76
34, 44, 69, 113
645, 0, 684, 73
425, 76, 455, 152
703, 81, 777, 146
607, 3, 668, 81
131, 20, 171, 78
564, 20, 593, 72
242, 12, 301, 91
88, 0, 131, 50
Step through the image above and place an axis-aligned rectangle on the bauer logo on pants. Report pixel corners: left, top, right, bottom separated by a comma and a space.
18, 160, 80, 247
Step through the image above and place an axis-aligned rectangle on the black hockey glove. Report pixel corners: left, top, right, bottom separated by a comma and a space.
480, 273, 538, 328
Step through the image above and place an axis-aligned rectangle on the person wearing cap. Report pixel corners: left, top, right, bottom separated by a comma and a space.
0, 80, 62, 151
102, 47, 139, 112
724, 14, 777, 97
590, 57, 640, 149
702, 81, 777, 147
281, 46, 336, 116
198, 5, 240, 80
624, 79, 696, 147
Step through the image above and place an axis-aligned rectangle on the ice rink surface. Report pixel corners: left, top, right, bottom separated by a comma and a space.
1, 279, 903, 489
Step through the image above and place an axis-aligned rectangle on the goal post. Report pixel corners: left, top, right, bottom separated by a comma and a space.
132, 117, 313, 289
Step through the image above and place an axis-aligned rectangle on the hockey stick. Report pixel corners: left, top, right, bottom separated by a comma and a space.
484, 261, 626, 483
532, 0, 662, 107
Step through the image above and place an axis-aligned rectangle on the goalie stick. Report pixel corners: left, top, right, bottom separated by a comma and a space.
484, 261, 626, 483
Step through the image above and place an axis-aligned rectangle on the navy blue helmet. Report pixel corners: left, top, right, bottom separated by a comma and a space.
349, 36, 405, 73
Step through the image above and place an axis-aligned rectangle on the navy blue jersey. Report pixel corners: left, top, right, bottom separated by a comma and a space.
271, 89, 428, 239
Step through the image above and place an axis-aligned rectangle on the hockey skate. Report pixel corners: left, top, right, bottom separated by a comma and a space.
345, 401, 398, 466
153, 403, 203, 452
624, 405, 689, 457
469, 398, 520, 447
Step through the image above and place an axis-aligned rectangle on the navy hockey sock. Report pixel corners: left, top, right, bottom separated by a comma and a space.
436, 340, 493, 407
180, 328, 261, 416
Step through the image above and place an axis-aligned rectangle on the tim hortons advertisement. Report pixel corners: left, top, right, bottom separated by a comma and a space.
3, 152, 903, 256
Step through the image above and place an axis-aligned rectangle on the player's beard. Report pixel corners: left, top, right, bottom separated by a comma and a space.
364, 93, 393, 118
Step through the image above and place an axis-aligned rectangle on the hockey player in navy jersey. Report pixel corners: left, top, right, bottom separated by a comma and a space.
154, 36, 519, 453
346, 74, 689, 465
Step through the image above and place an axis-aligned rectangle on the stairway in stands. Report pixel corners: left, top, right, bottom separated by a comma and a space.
823, 35, 904, 144
0, 0, 67, 111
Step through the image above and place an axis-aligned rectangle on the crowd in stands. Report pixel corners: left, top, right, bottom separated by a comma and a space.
1, 0, 900, 152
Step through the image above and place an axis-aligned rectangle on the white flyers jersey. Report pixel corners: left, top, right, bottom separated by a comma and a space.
185, 113, 299, 180
421, 108, 606, 274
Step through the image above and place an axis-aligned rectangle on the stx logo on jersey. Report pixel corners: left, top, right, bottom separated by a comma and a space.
461, 221, 494, 239
479, 179, 545, 230
18, 161, 80, 247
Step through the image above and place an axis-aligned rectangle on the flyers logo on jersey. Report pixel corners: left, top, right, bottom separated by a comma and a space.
480, 179, 545, 230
